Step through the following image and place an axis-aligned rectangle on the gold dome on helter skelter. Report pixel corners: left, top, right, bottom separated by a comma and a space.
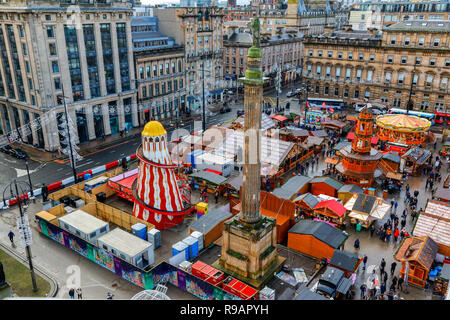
141, 120, 167, 137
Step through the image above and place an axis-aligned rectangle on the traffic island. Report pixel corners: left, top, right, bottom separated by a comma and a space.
0, 248, 50, 298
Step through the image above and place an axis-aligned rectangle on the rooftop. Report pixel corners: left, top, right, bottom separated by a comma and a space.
289, 220, 348, 249
384, 20, 450, 33
58, 210, 108, 235
97, 228, 152, 257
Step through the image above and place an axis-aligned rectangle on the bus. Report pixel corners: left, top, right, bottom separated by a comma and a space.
388, 108, 435, 125
434, 109, 450, 125
307, 98, 346, 112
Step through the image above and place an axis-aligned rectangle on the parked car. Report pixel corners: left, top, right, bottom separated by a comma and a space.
294, 88, 303, 95
0, 145, 12, 154
220, 106, 231, 113
10, 148, 28, 159
286, 90, 296, 97
236, 109, 245, 117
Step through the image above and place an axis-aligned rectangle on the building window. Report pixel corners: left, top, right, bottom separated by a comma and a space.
46, 26, 55, 38
316, 65, 321, 75
358, 53, 364, 61
142, 86, 147, 98
335, 67, 341, 78
348, 53, 353, 60
324, 86, 329, 95
367, 70, 373, 82
413, 74, 418, 84
326, 66, 331, 77
54, 77, 61, 90
308, 50, 313, 57
338, 52, 342, 59
369, 54, 374, 62
434, 38, 440, 47
426, 75, 433, 86
419, 37, 424, 46
356, 69, 362, 80
446, 60, 450, 67
398, 73, 405, 84
344, 87, 349, 98
45, 15, 51, 21
22, 43, 27, 55
416, 57, 421, 65
354, 89, 359, 98
318, 50, 322, 57
390, 36, 396, 44
387, 56, 393, 63
49, 43, 57, 56
430, 59, 436, 66
18, 25, 24, 37
52, 61, 59, 73
334, 87, 339, 96
401, 57, 407, 64
346, 68, 351, 79
404, 37, 410, 45
25, 61, 30, 73
327, 51, 332, 58
365, 90, 370, 98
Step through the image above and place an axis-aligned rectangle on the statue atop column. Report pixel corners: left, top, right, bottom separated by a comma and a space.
250, 18, 260, 48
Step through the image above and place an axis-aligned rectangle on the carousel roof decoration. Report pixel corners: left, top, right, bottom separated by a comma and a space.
376, 114, 431, 132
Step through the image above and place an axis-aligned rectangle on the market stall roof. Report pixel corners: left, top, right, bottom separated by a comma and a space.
395, 235, 439, 270
376, 114, 431, 132
293, 193, 319, 209
320, 266, 345, 287
216, 130, 294, 172
382, 152, 401, 164
346, 132, 378, 144
301, 136, 324, 148
440, 264, 450, 281
314, 199, 347, 217
333, 141, 351, 152
336, 277, 353, 295
338, 184, 363, 194
190, 209, 232, 234
236, 113, 276, 131
288, 128, 309, 137
402, 146, 432, 165
189, 170, 227, 186
413, 200, 450, 248
270, 114, 288, 122
311, 177, 344, 191
325, 157, 339, 165
433, 186, 450, 201
344, 194, 390, 220
272, 175, 312, 200
322, 120, 346, 130
226, 175, 243, 191
295, 287, 329, 300
310, 130, 328, 138
330, 250, 360, 273
288, 220, 348, 249
386, 172, 403, 181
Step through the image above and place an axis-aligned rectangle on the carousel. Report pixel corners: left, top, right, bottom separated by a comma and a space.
376, 114, 431, 146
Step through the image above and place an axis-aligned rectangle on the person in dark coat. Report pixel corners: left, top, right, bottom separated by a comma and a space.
69, 288, 75, 300
370, 224, 375, 237
214, 190, 219, 204
397, 277, 404, 292
360, 283, 367, 299
391, 276, 398, 289
354, 238, 360, 250
380, 282, 387, 295
391, 262, 397, 275
362, 255, 368, 270
380, 258, 386, 275
383, 271, 388, 284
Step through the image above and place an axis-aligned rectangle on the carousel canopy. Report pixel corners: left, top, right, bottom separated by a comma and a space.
376, 114, 431, 132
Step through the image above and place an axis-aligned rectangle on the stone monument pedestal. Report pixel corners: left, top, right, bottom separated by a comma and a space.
0, 282, 12, 300
214, 215, 285, 289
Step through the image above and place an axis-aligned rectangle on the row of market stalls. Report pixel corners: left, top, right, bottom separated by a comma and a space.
394, 200, 450, 297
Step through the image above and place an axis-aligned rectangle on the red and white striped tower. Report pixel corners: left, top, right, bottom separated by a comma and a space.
132, 121, 191, 230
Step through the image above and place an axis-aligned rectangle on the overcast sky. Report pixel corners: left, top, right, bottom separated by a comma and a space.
141, 0, 250, 5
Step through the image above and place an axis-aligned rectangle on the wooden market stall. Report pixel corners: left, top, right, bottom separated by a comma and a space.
413, 200, 450, 257
401, 146, 432, 176
272, 175, 311, 201
344, 193, 390, 229
395, 235, 439, 288
433, 187, 450, 203
329, 250, 361, 278
337, 184, 363, 204
287, 219, 349, 260
312, 199, 348, 227
189, 209, 233, 248
379, 152, 401, 175
322, 120, 346, 133
189, 170, 228, 194
310, 177, 344, 197
278, 128, 309, 143
293, 193, 320, 219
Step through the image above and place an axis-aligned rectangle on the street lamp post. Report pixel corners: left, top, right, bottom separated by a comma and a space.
57, 87, 78, 184
406, 64, 417, 115
4, 180, 38, 292
25, 160, 34, 199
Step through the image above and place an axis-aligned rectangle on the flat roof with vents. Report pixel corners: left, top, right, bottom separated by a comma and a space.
97, 228, 152, 257
58, 210, 108, 235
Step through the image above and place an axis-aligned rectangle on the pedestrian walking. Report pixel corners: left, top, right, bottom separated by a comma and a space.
69, 288, 75, 300
106, 292, 114, 300
401, 218, 406, 229
362, 255, 368, 271
354, 238, 360, 250
360, 283, 367, 299
76, 288, 82, 299
380, 282, 386, 295
386, 227, 392, 242
370, 224, 375, 237
394, 228, 400, 243
383, 271, 388, 285
391, 262, 397, 275
397, 277, 404, 292
214, 190, 219, 204
394, 201, 398, 213
380, 258, 386, 275
8, 230, 14, 245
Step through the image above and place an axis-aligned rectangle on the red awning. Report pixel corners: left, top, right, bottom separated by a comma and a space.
314, 199, 347, 217
347, 132, 355, 141
205, 168, 222, 175
270, 115, 288, 122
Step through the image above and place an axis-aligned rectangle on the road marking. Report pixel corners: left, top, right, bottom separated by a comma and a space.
78, 160, 94, 168
57, 168, 64, 172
